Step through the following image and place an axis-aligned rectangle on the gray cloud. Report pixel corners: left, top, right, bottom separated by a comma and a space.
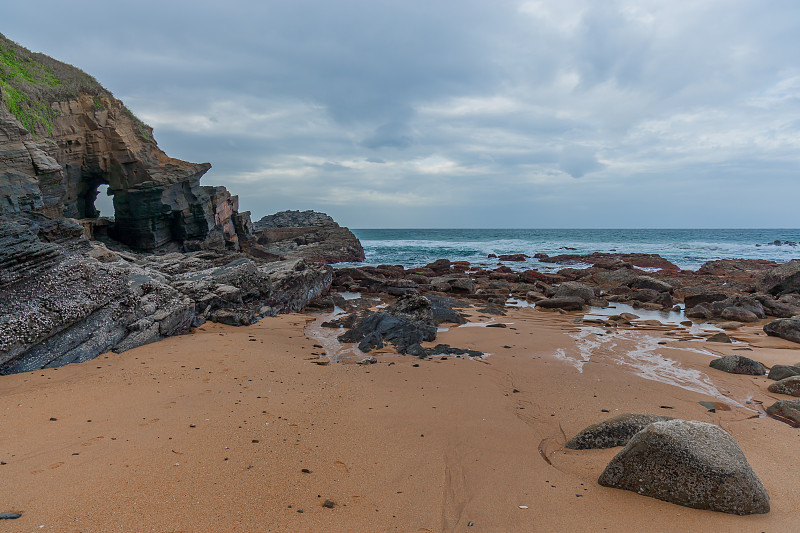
2, 0, 800, 227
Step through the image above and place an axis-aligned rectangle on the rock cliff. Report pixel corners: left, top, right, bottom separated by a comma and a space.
0, 35, 356, 374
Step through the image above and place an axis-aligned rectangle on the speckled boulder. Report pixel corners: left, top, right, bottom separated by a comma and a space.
766, 399, 800, 427
599, 420, 769, 515
767, 376, 800, 397
709, 355, 766, 375
565, 413, 674, 450
767, 365, 800, 381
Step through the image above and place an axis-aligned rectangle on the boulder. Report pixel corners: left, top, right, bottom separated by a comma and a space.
553, 281, 596, 303
565, 413, 673, 450
709, 355, 765, 375
598, 420, 769, 515
536, 297, 585, 311
706, 332, 732, 343
497, 254, 528, 261
765, 399, 800, 427
629, 276, 673, 293
767, 376, 800, 397
720, 307, 759, 323
683, 290, 729, 310
767, 365, 800, 381
763, 317, 800, 344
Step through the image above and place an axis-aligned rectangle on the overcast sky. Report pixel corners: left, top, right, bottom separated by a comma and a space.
3, 0, 800, 228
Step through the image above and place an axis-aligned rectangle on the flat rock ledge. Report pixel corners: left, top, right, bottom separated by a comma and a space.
598, 420, 770, 515
565, 413, 673, 450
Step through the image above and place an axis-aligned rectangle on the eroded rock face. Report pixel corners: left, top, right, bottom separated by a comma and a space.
252, 210, 364, 264
598, 420, 770, 515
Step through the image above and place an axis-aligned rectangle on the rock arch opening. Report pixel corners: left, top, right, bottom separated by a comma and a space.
94, 184, 115, 219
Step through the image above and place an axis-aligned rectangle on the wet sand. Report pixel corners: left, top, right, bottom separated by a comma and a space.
1, 307, 800, 532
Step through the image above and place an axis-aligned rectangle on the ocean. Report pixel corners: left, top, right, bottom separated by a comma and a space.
340, 228, 800, 272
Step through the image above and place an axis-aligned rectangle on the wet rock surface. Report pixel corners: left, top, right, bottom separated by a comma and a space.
598, 420, 770, 515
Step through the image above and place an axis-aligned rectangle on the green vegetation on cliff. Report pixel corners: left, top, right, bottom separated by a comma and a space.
0, 33, 152, 140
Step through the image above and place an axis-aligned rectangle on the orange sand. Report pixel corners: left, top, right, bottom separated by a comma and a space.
1, 307, 800, 532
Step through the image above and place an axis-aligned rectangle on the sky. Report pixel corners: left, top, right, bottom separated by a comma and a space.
3, 0, 800, 228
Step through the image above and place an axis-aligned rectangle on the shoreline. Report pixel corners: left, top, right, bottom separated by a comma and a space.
2, 302, 800, 531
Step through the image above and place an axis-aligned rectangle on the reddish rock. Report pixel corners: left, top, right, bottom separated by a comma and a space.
498, 254, 529, 262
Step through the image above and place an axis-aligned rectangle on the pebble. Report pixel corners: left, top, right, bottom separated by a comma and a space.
301, 468, 311, 473
322, 499, 336, 508
0, 513, 21, 519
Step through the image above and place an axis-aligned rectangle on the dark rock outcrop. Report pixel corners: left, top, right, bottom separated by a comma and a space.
598, 420, 770, 515
760, 260, 800, 296
337, 295, 437, 353
252, 210, 364, 264
565, 413, 673, 450
0, 218, 332, 374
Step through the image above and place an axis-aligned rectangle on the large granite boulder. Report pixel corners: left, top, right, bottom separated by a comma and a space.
763, 317, 800, 344
598, 420, 770, 515
565, 413, 673, 450
709, 355, 766, 375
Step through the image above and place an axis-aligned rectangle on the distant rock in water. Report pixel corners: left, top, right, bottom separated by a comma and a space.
254, 210, 338, 229
251, 210, 364, 264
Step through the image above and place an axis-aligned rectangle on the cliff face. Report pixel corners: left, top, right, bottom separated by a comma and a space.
0, 33, 250, 251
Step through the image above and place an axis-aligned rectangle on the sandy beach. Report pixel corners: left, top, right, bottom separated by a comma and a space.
2, 303, 800, 532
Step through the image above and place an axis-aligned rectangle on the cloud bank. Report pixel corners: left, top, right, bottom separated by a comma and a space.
3, 0, 800, 227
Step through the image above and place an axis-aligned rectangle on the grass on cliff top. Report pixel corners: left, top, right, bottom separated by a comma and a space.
0, 33, 152, 140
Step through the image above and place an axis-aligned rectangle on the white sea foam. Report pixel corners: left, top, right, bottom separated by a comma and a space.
554, 326, 742, 406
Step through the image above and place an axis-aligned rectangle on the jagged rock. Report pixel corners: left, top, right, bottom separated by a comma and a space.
598, 420, 770, 515
765, 399, 800, 427
755, 294, 800, 318
337, 294, 437, 353
763, 317, 800, 344
709, 355, 766, 375
251, 214, 363, 264
697, 259, 778, 276
426, 296, 468, 325
565, 413, 673, 450
760, 260, 800, 296
767, 365, 800, 381
767, 376, 800, 397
